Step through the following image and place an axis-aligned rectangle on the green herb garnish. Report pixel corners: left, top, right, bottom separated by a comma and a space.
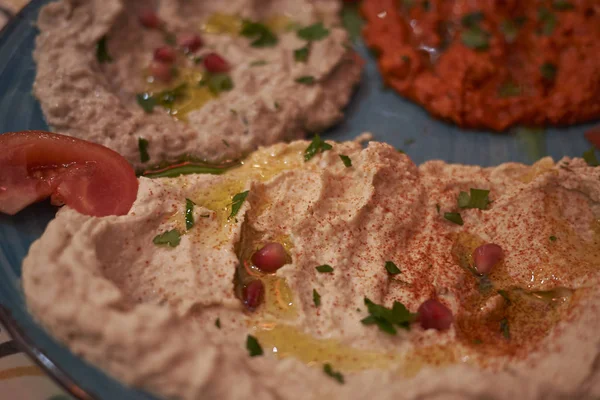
136, 83, 189, 114
241, 20, 278, 47
96, 36, 112, 63
163, 32, 176, 45
246, 335, 263, 357
458, 188, 490, 210
549, 235, 557, 242
500, 318, 510, 339
498, 81, 522, 97
313, 289, 321, 307
200, 73, 234, 95
537, 7, 556, 36
540, 63, 557, 80
361, 297, 416, 335
340, 155, 352, 167
461, 26, 490, 51
552, 0, 574, 10
323, 364, 344, 384
304, 134, 332, 161
295, 75, 316, 85
138, 138, 150, 163
316, 264, 334, 273
185, 198, 195, 230
229, 190, 249, 219
444, 212, 464, 226
500, 19, 519, 42
215, 318, 221, 329
497, 290, 512, 305
385, 261, 401, 275
341, 2, 363, 42
583, 148, 599, 166
461, 11, 484, 28
515, 127, 546, 161
421, 0, 430, 11
297, 22, 330, 41
136, 93, 157, 113
294, 46, 310, 62
153, 229, 181, 247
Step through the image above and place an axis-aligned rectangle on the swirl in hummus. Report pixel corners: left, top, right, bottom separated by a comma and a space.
33, 0, 363, 169
22, 138, 600, 400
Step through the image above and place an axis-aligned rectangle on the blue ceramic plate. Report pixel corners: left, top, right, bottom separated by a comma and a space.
0, 1, 597, 399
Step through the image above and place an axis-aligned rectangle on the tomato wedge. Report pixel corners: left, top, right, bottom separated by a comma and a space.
0, 131, 138, 217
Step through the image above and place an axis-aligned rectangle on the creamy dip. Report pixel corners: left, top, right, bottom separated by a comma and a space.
33, 0, 362, 169
22, 139, 600, 399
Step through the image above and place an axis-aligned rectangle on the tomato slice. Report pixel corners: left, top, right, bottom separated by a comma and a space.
0, 131, 138, 217
585, 125, 600, 150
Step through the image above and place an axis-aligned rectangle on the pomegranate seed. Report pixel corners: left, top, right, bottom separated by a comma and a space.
149, 61, 173, 83
177, 33, 203, 53
243, 280, 264, 310
417, 299, 453, 331
139, 10, 161, 29
203, 52, 230, 73
473, 243, 504, 275
153, 46, 176, 63
251, 242, 288, 273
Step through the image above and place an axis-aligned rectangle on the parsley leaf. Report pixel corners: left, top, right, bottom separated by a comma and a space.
461, 11, 484, 28
304, 134, 332, 161
444, 212, 464, 226
500, 318, 510, 339
246, 335, 263, 357
229, 190, 249, 219
295, 75, 316, 85
200, 73, 234, 95
185, 198, 195, 230
540, 63, 557, 80
297, 22, 330, 41
583, 148, 599, 166
313, 289, 321, 307
385, 261, 401, 275
240, 20, 278, 47
323, 363, 344, 384
458, 188, 490, 210
315, 264, 334, 273
515, 127, 546, 162
136, 93, 157, 113
537, 7, 556, 36
215, 318, 221, 329
498, 81, 522, 97
136, 83, 189, 114
341, 2, 363, 42
340, 155, 352, 167
294, 45, 310, 62
549, 235, 557, 242
138, 138, 150, 163
153, 229, 181, 247
96, 36, 113, 63
500, 19, 518, 43
461, 26, 490, 51
361, 297, 416, 335
552, 0, 574, 11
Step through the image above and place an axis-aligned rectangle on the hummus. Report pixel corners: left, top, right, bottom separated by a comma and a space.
33, 0, 362, 169
22, 139, 600, 399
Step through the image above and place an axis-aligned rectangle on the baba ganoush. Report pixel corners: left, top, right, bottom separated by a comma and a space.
22, 138, 600, 399
33, 0, 362, 168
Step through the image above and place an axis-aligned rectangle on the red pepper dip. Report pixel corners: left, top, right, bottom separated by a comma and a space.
361, 0, 600, 131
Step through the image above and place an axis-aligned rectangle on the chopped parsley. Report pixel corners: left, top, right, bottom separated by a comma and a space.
313, 289, 321, 307
421, 0, 430, 11
229, 190, 249, 219
294, 45, 310, 62
549, 235, 557, 242
340, 154, 352, 167
304, 134, 332, 161
583, 148, 599, 166
498, 81, 522, 97
199, 73, 234, 95
193, 56, 203, 64
323, 363, 344, 384
458, 188, 490, 210
361, 297, 416, 335
540, 62, 557, 81
222, 139, 230, 148
138, 138, 150, 163
246, 335, 263, 357
552, 0, 574, 11
215, 318, 221, 329
500, 318, 511, 339
537, 7, 557, 36
444, 212, 464, 226
136, 83, 188, 114
341, 1, 363, 42
500, 19, 519, 43
185, 198, 195, 230
315, 264, 334, 273
497, 290, 512, 305
385, 261, 401, 275
461, 26, 490, 51
96, 36, 112, 63
153, 229, 181, 247
435, 203, 440, 214
295, 75, 316, 85
163, 32, 176, 46
240, 20, 278, 47
297, 22, 330, 41
461, 11, 484, 28
136, 93, 157, 113
515, 127, 546, 162
249, 60, 268, 67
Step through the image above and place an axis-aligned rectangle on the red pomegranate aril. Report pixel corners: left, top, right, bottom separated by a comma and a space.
139, 10, 161, 29
153, 46, 176, 63
203, 52, 230, 73
417, 299, 453, 331
252, 242, 288, 273
149, 61, 173, 83
473, 243, 504, 275
177, 33, 203, 53
243, 280, 264, 310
